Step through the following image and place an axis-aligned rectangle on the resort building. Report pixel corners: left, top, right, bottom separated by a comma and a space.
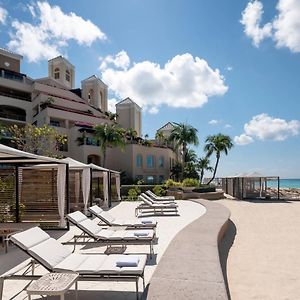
0, 48, 178, 183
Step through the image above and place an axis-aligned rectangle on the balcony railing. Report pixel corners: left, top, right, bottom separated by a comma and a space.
0, 68, 25, 82
0, 111, 26, 121
0, 90, 31, 102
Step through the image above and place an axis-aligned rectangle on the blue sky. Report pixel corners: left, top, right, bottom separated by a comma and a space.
0, 0, 300, 178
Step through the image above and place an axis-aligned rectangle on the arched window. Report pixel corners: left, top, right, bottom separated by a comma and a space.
65, 69, 70, 82
88, 89, 94, 104
54, 68, 60, 79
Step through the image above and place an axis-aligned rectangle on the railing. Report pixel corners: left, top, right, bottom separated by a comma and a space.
0, 111, 26, 121
0, 90, 31, 102
0, 68, 25, 82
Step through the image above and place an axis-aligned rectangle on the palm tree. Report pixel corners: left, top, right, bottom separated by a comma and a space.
126, 128, 138, 143
204, 134, 233, 184
169, 123, 199, 172
197, 157, 214, 184
184, 149, 197, 164
94, 124, 125, 167
155, 131, 166, 146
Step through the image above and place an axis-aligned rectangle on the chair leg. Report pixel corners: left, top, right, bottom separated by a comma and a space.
0, 277, 4, 300
135, 277, 139, 300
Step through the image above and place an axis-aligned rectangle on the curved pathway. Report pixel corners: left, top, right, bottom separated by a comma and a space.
144, 199, 230, 300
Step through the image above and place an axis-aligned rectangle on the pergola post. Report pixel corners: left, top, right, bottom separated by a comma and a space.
108, 171, 112, 208
90, 169, 93, 208
15, 165, 20, 223
65, 163, 70, 230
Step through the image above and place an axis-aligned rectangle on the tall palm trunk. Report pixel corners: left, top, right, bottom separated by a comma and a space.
200, 170, 204, 184
102, 147, 107, 167
208, 152, 220, 184
181, 142, 187, 181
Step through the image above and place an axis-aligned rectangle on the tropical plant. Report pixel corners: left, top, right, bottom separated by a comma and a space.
204, 133, 233, 184
94, 124, 126, 167
169, 123, 199, 178
197, 157, 214, 184
105, 111, 117, 121
155, 131, 166, 146
8, 124, 67, 158
182, 178, 199, 187
127, 186, 141, 201
126, 128, 138, 142
153, 185, 166, 196
40, 97, 55, 110
184, 149, 198, 163
164, 179, 182, 189
183, 162, 199, 179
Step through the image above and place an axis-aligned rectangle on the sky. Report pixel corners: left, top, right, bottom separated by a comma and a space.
0, 0, 300, 178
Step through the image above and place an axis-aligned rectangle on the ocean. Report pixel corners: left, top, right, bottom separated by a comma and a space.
267, 179, 300, 189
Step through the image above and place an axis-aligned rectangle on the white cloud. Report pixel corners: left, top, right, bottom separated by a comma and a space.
273, 0, 300, 52
108, 98, 118, 113
240, 0, 272, 47
234, 134, 254, 145
100, 51, 228, 113
7, 1, 106, 62
235, 113, 300, 145
225, 124, 232, 129
0, 7, 7, 24
149, 107, 159, 114
100, 50, 130, 71
226, 66, 233, 71
241, 0, 300, 53
208, 119, 220, 125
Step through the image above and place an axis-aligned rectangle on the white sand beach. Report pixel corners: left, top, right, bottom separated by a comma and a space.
0, 200, 206, 300
218, 198, 300, 300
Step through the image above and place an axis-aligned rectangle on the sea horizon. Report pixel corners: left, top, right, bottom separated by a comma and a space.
268, 179, 300, 189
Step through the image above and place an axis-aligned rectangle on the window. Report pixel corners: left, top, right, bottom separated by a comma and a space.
54, 68, 60, 79
136, 154, 142, 167
158, 156, 164, 168
147, 155, 154, 168
158, 175, 164, 184
146, 176, 155, 184
66, 69, 70, 82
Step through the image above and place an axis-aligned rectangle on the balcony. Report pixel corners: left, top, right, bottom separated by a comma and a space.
0, 86, 31, 102
0, 68, 25, 83
77, 136, 100, 147
0, 105, 26, 122
0, 111, 26, 122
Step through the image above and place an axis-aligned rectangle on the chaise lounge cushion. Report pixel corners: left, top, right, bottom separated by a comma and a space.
68, 211, 88, 224
28, 238, 72, 270
10, 227, 50, 250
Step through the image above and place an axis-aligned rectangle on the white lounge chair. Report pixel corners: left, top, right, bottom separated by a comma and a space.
0, 227, 147, 300
136, 194, 179, 217
66, 211, 155, 257
146, 190, 176, 201
141, 193, 176, 205
89, 205, 157, 232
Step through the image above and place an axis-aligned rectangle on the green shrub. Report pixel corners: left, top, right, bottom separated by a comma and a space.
164, 179, 182, 188
182, 178, 199, 187
153, 185, 166, 196
127, 187, 141, 201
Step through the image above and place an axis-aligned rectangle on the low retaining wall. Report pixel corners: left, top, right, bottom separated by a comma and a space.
143, 199, 230, 300
182, 191, 224, 200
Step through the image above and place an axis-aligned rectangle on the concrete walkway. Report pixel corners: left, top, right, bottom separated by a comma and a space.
144, 199, 230, 300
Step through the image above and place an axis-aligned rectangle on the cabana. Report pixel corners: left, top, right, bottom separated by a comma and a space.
0, 144, 69, 228
221, 172, 280, 199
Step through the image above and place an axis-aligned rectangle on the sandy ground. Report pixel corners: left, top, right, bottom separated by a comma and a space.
218, 198, 300, 300
0, 200, 206, 300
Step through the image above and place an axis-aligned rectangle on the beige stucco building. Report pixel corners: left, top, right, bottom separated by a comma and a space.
0, 48, 178, 183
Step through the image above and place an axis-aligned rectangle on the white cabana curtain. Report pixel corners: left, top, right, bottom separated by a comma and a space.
74, 172, 80, 207
82, 168, 91, 214
57, 164, 66, 227
115, 174, 121, 201
103, 172, 109, 207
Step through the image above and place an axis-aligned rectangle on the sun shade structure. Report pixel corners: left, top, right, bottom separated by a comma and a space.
221, 172, 280, 199
0, 144, 69, 227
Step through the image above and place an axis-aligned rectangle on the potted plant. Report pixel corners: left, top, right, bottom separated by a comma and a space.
182, 178, 199, 192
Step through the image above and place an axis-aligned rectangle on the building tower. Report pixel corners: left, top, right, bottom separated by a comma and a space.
48, 56, 75, 89
81, 75, 108, 112
116, 97, 142, 137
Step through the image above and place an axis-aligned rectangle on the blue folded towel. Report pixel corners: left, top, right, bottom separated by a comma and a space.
141, 219, 153, 224
134, 230, 149, 237
116, 256, 140, 267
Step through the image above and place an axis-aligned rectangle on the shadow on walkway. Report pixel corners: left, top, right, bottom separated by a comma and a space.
219, 219, 236, 300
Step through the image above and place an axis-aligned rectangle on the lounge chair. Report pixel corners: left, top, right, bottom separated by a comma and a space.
0, 227, 147, 300
66, 211, 155, 256
136, 194, 179, 217
88, 205, 157, 232
141, 192, 176, 205
146, 190, 176, 201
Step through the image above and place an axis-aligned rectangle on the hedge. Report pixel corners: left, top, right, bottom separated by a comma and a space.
121, 185, 164, 196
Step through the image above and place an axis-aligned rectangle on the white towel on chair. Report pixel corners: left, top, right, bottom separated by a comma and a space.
134, 230, 149, 237
116, 256, 140, 267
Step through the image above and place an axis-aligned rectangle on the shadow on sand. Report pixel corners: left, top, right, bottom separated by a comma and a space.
219, 219, 237, 300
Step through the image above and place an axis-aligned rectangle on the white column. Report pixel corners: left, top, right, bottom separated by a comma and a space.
57, 165, 66, 227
